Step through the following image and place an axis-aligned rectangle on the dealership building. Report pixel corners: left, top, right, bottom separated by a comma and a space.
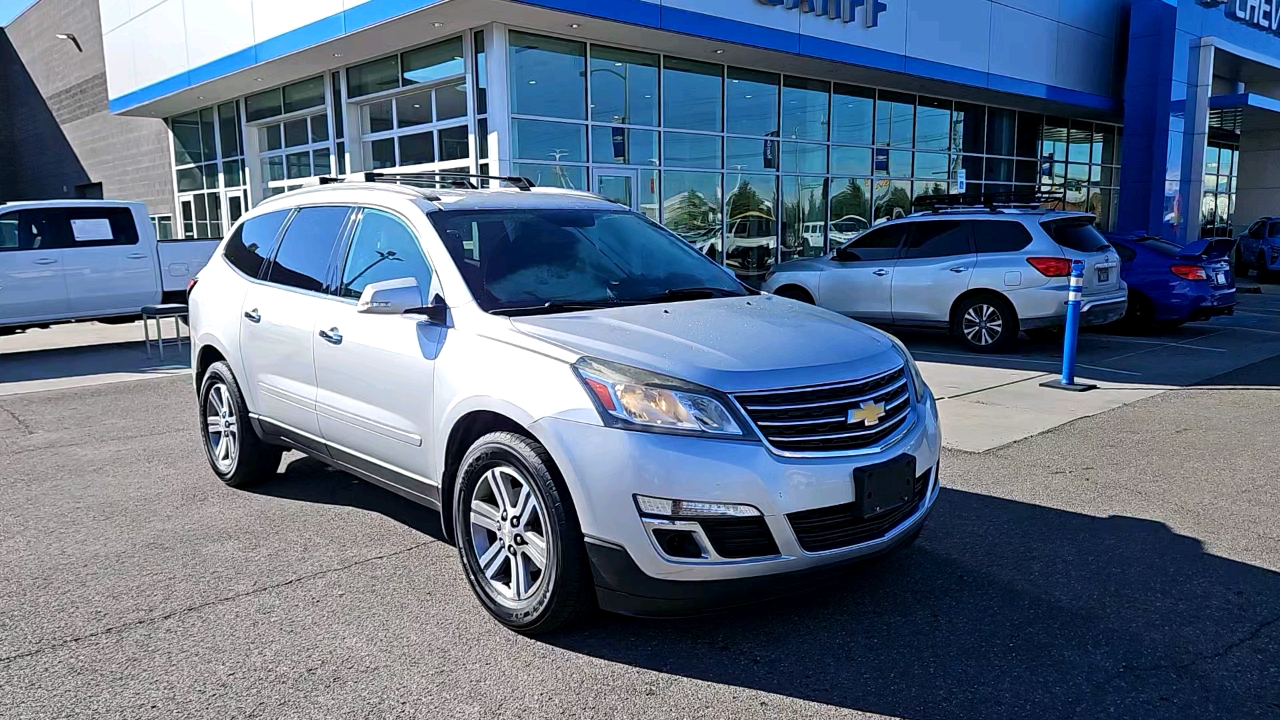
9, 0, 1280, 280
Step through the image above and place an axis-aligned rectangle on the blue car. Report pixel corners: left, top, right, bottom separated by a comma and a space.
1237, 217, 1280, 280
1105, 233, 1237, 329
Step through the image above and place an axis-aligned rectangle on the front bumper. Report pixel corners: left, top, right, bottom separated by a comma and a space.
528, 394, 942, 607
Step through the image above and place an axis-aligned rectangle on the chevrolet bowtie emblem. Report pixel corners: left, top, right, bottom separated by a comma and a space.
849, 401, 887, 426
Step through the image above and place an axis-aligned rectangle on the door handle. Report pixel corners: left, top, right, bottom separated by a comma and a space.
949, 266, 970, 273
318, 328, 343, 345
33, 258, 57, 265
873, 269, 890, 277
126, 253, 148, 260
243, 309, 261, 323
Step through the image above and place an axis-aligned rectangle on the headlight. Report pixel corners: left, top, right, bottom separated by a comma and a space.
885, 334, 929, 402
573, 357, 745, 436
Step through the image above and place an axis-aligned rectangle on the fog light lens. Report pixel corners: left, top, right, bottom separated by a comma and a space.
652, 528, 704, 559
635, 495, 761, 518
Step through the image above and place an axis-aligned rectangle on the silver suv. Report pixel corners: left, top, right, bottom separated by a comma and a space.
188, 174, 941, 633
762, 208, 1127, 352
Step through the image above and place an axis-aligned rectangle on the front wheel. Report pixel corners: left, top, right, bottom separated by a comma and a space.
453, 432, 594, 634
953, 295, 1019, 353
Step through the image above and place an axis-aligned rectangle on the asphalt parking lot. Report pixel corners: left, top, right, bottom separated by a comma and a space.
1, 352, 1278, 717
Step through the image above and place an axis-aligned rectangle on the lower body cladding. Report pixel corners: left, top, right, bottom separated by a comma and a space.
529, 396, 941, 616
1016, 285, 1129, 330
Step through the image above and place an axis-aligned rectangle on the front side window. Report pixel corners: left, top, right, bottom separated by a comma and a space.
0, 211, 62, 251
429, 209, 746, 313
265, 207, 352, 292
340, 209, 434, 299
223, 210, 292, 278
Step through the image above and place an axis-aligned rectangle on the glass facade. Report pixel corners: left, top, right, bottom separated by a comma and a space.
505, 30, 1123, 286
170, 101, 247, 238
1201, 141, 1238, 239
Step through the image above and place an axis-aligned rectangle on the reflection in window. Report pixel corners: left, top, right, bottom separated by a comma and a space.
783, 77, 829, 141
663, 170, 723, 261
590, 46, 659, 126
874, 179, 912, 223
876, 91, 914, 148
725, 174, 777, 286
781, 142, 827, 175
663, 58, 722, 132
663, 132, 722, 169
986, 107, 1016, 157
726, 137, 778, 173
512, 118, 587, 163
782, 176, 827, 262
832, 84, 874, 146
953, 103, 985, 155
513, 162, 587, 190
830, 146, 871, 176
726, 67, 779, 137
509, 31, 586, 120
591, 127, 658, 165
915, 97, 950, 151
830, 178, 871, 242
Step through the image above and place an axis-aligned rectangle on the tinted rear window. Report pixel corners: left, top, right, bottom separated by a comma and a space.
973, 220, 1034, 253
1135, 237, 1183, 257
1042, 219, 1110, 253
224, 210, 291, 278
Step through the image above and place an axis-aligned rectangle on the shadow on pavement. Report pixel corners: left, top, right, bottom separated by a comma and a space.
539, 488, 1279, 719
0, 341, 188, 385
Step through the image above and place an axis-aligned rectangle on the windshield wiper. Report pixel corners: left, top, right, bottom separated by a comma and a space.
643, 286, 748, 303
490, 300, 635, 317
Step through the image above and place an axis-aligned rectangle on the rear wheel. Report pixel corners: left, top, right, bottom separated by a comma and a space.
199, 361, 282, 488
772, 285, 815, 304
953, 295, 1019, 353
1116, 290, 1156, 334
1259, 253, 1275, 283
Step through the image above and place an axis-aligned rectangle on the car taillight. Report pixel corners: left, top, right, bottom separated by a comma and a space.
1171, 265, 1208, 281
1026, 257, 1073, 277
187, 277, 199, 296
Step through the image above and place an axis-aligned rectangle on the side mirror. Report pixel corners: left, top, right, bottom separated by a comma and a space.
357, 277, 422, 315
405, 293, 449, 325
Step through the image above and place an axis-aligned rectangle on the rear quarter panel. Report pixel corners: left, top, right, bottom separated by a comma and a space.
189, 255, 251, 401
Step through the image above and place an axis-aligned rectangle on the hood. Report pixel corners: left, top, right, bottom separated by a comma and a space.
511, 295, 903, 393
1177, 237, 1236, 260
769, 256, 829, 276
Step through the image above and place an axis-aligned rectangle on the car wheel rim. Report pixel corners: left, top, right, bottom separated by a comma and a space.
469, 465, 551, 607
962, 304, 1003, 346
205, 382, 238, 472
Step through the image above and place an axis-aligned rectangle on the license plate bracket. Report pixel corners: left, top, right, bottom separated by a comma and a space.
1098, 268, 1110, 283
854, 455, 917, 519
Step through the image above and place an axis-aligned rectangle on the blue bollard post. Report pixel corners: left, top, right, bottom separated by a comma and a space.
1041, 260, 1097, 392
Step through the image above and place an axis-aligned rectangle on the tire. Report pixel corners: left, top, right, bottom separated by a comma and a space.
199, 361, 283, 488
453, 431, 594, 635
772, 285, 815, 304
1234, 249, 1251, 278
1117, 290, 1156, 334
953, 295, 1019, 353
1259, 253, 1275, 283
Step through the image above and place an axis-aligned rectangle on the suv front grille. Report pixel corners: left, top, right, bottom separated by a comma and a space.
786, 466, 932, 553
698, 516, 780, 559
734, 366, 913, 453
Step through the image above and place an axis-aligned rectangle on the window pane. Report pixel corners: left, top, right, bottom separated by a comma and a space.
399, 131, 436, 165
202, 162, 220, 189
1204, 145, 1221, 175
876, 91, 914, 148
725, 174, 776, 285
873, 179, 911, 223
829, 178, 871, 240
663, 57, 722, 132
337, 142, 347, 175
953, 103, 985, 154
435, 80, 468, 121
313, 148, 331, 176
663, 132, 722, 169
259, 124, 283, 152
332, 72, 345, 138
726, 137, 777, 173
172, 112, 203, 165
199, 108, 217, 162
592, 126, 659, 165
283, 77, 325, 114
439, 125, 469, 162
512, 162, 587, 190
227, 195, 244, 224
985, 157, 1014, 183
781, 142, 826, 174
1015, 159, 1039, 184
914, 179, 949, 203
245, 89, 283, 123
512, 118, 586, 162
348, 56, 401, 98
914, 152, 950, 182
262, 155, 285, 182
509, 31, 586, 120
267, 207, 351, 292
781, 175, 827, 261
640, 169, 660, 222
477, 117, 489, 161
310, 114, 329, 143
364, 138, 397, 169
284, 118, 309, 148
915, 97, 951, 151
361, 100, 394, 134
218, 102, 241, 157
663, 170, 723, 257
396, 89, 434, 128
176, 166, 204, 192
590, 46, 660, 127
193, 194, 209, 222
905, 220, 970, 259
285, 151, 311, 179
888, 150, 912, 178
1068, 120, 1092, 163
832, 84, 874, 146
340, 209, 433, 300
830, 146, 871, 175
474, 30, 488, 115
782, 76, 829, 142
1015, 112, 1042, 159
223, 210, 290, 277
402, 36, 464, 86
726, 67, 779, 137
1100, 125, 1118, 165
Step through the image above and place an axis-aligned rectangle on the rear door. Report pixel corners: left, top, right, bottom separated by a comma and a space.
240, 206, 353, 444
818, 222, 908, 321
60, 206, 161, 316
970, 219, 1040, 290
0, 209, 70, 324
890, 219, 977, 324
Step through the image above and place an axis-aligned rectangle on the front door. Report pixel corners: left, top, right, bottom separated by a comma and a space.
593, 169, 639, 210
891, 220, 977, 325
313, 208, 440, 490
0, 210, 70, 324
818, 223, 908, 321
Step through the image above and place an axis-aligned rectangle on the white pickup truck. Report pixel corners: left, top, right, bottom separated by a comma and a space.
0, 200, 219, 335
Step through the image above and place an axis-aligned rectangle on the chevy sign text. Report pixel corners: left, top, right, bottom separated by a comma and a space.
1199, 0, 1280, 36
757, 0, 889, 28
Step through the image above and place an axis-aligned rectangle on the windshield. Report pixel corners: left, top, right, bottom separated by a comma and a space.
429, 209, 749, 314
1042, 218, 1111, 253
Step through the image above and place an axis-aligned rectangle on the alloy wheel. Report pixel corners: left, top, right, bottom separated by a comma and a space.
962, 303, 1004, 347
205, 382, 238, 473
469, 465, 551, 606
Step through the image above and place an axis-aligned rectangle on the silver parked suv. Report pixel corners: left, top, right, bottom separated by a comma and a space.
763, 203, 1127, 352
188, 173, 941, 633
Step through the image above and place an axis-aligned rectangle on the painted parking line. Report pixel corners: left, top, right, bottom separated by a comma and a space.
1086, 335, 1229, 352
913, 350, 1143, 377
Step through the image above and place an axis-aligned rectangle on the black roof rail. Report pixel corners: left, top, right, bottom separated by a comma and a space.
911, 191, 1065, 214
318, 171, 537, 191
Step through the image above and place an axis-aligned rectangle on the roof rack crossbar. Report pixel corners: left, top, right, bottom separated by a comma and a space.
319, 171, 536, 191
911, 191, 1065, 214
